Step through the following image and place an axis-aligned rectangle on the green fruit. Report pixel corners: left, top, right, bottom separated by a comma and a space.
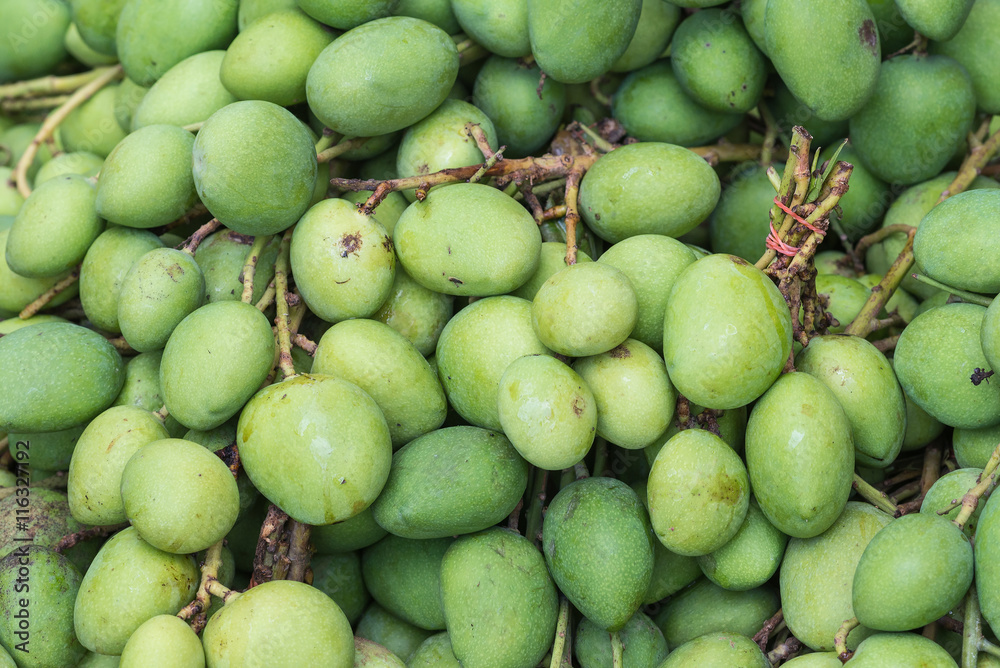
114, 76, 149, 131
580, 142, 721, 243
356, 603, 432, 662
160, 301, 275, 430
69, 24, 116, 68
670, 9, 766, 113
6, 175, 103, 279
342, 190, 408, 237
977, 490, 1000, 636
362, 535, 451, 630
408, 633, 461, 668
312, 506, 388, 554
0, 169, 24, 218
985, 295, 1000, 372
709, 164, 776, 264
74, 527, 198, 655
68, 406, 169, 525
131, 51, 238, 130
653, 580, 779, 649
0, 489, 97, 574
203, 580, 354, 667
239, 0, 297, 29
195, 230, 279, 305
394, 0, 460, 33
116, 0, 238, 86
644, 404, 748, 465
914, 189, 1000, 293
696, 499, 787, 591
441, 528, 558, 668
354, 637, 407, 668
307, 17, 458, 137
611, 0, 680, 72
451, 0, 529, 58
895, 0, 973, 41
71, 0, 127, 56
657, 632, 770, 668
745, 372, 854, 538
372, 268, 453, 357
310, 553, 370, 625
954, 424, 1000, 469
6, 424, 84, 471
780, 502, 893, 651
921, 468, 984, 536
782, 654, 842, 668
33, 151, 103, 187
662, 254, 792, 409
848, 632, 959, 667
575, 612, 669, 668
850, 55, 975, 185
526, 0, 641, 84
239, 374, 392, 525
0, 0, 71, 82
119, 614, 205, 668
472, 55, 566, 158
894, 303, 1000, 429
0, 322, 124, 432
932, 0, 1000, 113
630, 482, 703, 604
0, 124, 57, 185
60, 85, 127, 158
370, 426, 527, 538
112, 352, 185, 437
511, 241, 593, 301
765, 0, 880, 121
298, 0, 397, 29
118, 248, 205, 352
813, 272, 871, 335
394, 183, 540, 297
865, 0, 913, 56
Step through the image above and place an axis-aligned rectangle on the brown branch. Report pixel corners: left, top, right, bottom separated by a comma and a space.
285, 521, 313, 582
54, 522, 128, 553
754, 608, 785, 652
273, 228, 296, 380
291, 333, 317, 356
563, 169, 583, 266
249, 504, 290, 588
179, 218, 222, 255
19, 267, 80, 319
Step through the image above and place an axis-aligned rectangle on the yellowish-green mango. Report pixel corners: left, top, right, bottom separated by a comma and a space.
895, 0, 973, 41
653, 579, 779, 650
362, 535, 451, 630
119, 614, 205, 668
372, 268, 453, 358
932, 0, 1000, 113
408, 633, 461, 668
356, 603, 432, 662
914, 189, 1000, 294
298, 0, 397, 29
0, 0, 71, 82
451, 0, 529, 58
848, 633, 958, 667
131, 51, 237, 131
657, 632, 770, 668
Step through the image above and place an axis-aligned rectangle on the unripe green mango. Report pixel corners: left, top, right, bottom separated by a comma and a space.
6, 424, 84, 471
544, 478, 653, 631
362, 535, 451, 630
194, 100, 317, 236
648, 429, 750, 556
976, 489, 1000, 636
221, 9, 333, 106
812, 271, 871, 336
914, 189, 1000, 294
848, 632, 959, 667
765, 0, 880, 122
343, 190, 408, 237
986, 295, 1000, 372
0, 169, 24, 218
894, 303, 1000, 429
118, 248, 205, 352
644, 404, 748, 464
850, 55, 975, 185
308, 17, 457, 137
709, 164, 775, 264
783, 654, 841, 668
71, 0, 127, 56
796, 335, 905, 468
184, 421, 258, 519
355, 637, 406, 668
511, 241, 593, 301
310, 553, 369, 625
113, 352, 184, 437
239, 0, 297, 30
781, 502, 893, 650
658, 632, 770, 668
526, 0, 641, 84
895, 0, 973, 41
394, 0, 459, 33
60, 85, 127, 158
408, 633, 461, 667
394, 183, 540, 297
612, 0, 680, 72
357, 603, 432, 662
654, 580, 779, 650
131, 51, 236, 131
663, 254, 792, 410
116, 0, 237, 86
472, 56, 566, 158
160, 301, 275, 430
311, 507, 387, 555
298, 0, 397, 29
372, 268, 453, 357
371, 426, 527, 538
34, 151, 103, 187
746, 372, 854, 538
932, 0, 1000, 114
953, 424, 1000, 469
865, 0, 913, 56
0, 489, 97, 574
575, 612, 669, 668
451, 0, 530, 58
68, 23, 114, 66
630, 481, 702, 604
119, 614, 204, 668
6, 175, 103, 279
0, 322, 124, 432
0, 124, 57, 185
441, 528, 557, 668
0, 546, 85, 667
74, 527, 198, 655
77, 653, 123, 667
194, 229, 278, 304
0, 0, 71, 82
580, 143, 721, 243
114, 76, 148, 131
921, 468, 983, 536
203, 580, 354, 667
696, 499, 787, 592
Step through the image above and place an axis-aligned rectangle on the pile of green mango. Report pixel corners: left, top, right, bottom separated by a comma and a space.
1, 0, 999, 666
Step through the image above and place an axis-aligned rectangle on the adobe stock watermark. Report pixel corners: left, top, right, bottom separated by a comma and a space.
9, 439, 32, 655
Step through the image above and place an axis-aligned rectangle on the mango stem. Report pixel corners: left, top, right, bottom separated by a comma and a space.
239, 235, 272, 304
949, 442, 1000, 531
273, 228, 297, 381
852, 474, 899, 516
909, 274, 993, 307
548, 598, 570, 668
834, 617, 859, 663
611, 631, 624, 668
177, 539, 231, 633
17, 266, 80, 320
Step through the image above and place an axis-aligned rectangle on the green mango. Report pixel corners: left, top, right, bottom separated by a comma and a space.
116, 0, 238, 86
895, 0, 973, 41
653, 580, 779, 649
853, 512, 973, 631
709, 164, 776, 264
194, 100, 317, 236
6, 424, 84, 471
356, 603, 432, 662
452, 0, 530, 58
914, 189, 1000, 294
119, 614, 204, 668
765, 0, 880, 122
76, 653, 121, 667
362, 535, 451, 630
113, 352, 185, 437
394, 183, 540, 297
394, 0, 460, 34
308, 17, 457, 137
575, 612, 669, 668
131, 51, 236, 131
0, 169, 24, 218
670, 9, 766, 114
0, 232, 64, 314
66, 23, 119, 66
977, 489, 1000, 636
647, 429, 750, 556
0, 124, 57, 185
781, 502, 893, 650
662, 254, 792, 410
783, 654, 842, 667
441, 528, 557, 668
511, 241, 593, 301
239, 374, 392, 525
644, 404, 748, 463
953, 424, 1000, 469
900, 379, 945, 451
33, 151, 103, 187
611, 0, 680, 73
0, 315, 64, 334
239, 0, 298, 30
696, 499, 787, 592
193, 230, 278, 305
796, 335, 905, 468
68, 406, 169, 525
354, 637, 406, 668
895, 303, 1000, 429
6, 175, 103, 279
812, 271, 871, 335
986, 291, 1000, 373
71, 0, 127, 56
580, 143, 721, 243
117, 248, 205, 352
372, 267, 453, 358
60, 86, 127, 158
203, 580, 354, 666
629, 481, 702, 604
311, 507, 388, 554
657, 632, 770, 667
0, 322, 124, 432
298, 0, 398, 29
740, 0, 768, 53
0, 489, 98, 574
526, 0, 641, 84
310, 553, 370, 625
472, 55, 566, 158
0, 0, 71, 82
370, 426, 527, 538
0, 546, 85, 667
114, 77, 149, 131
850, 55, 975, 185
342, 190, 408, 237
932, 0, 1000, 114
865, 0, 912, 56
848, 632, 959, 667
921, 468, 983, 536
74, 527, 198, 655
746, 372, 854, 538
408, 633, 461, 667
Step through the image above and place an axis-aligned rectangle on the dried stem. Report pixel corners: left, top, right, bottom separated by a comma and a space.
291, 333, 317, 356
240, 235, 271, 304
273, 228, 296, 380
179, 218, 222, 255
54, 522, 128, 553
756, 128, 813, 271
767, 636, 803, 665
753, 608, 784, 652
249, 504, 290, 588
1, 95, 71, 112
872, 335, 900, 353
285, 521, 313, 582
563, 169, 583, 266
549, 598, 571, 668
854, 224, 916, 260
853, 473, 900, 516
18, 267, 80, 319
0, 67, 115, 99
176, 540, 231, 632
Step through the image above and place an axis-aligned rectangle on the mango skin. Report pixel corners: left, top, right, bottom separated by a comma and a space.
526, 0, 641, 84
658, 632, 770, 668
408, 633, 461, 668
765, 0, 880, 122
0, 0, 71, 82
372, 268, 454, 358
362, 535, 451, 631
310, 553, 369, 625
709, 164, 775, 264
356, 603, 431, 662
848, 632, 960, 667
451, 0, 530, 58
696, 499, 787, 592
932, 0, 1000, 113
312, 507, 387, 555
120, 614, 205, 668
0, 322, 125, 432
921, 468, 984, 536
611, 0, 680, 72
977, 489, 1000, 636
895, 0, 973, 41
574, 612, 668, 668
297, 0, 397, 29
653, 580, 779, 649
307, 17, 458, 137
370, 426, 528, 539
441, 528, 557, 668
131, 51, 237, 131
354, 637, 406, 668
985, 295, 1000, 380
914, 189, 1000, 294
